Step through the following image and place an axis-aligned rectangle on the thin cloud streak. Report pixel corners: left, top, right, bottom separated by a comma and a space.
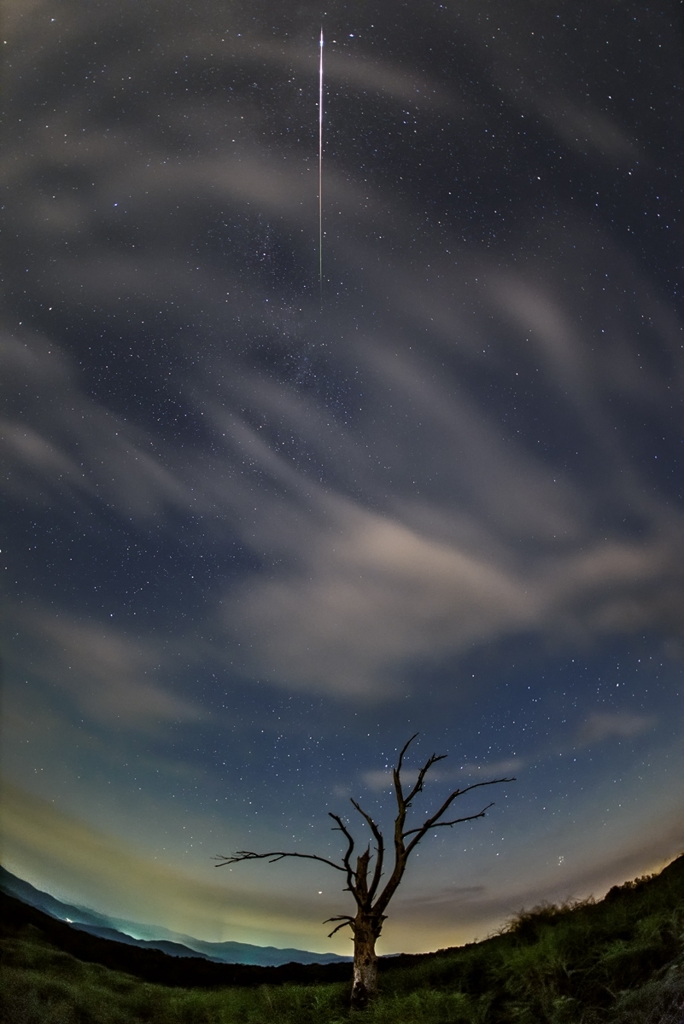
577, 712, 657, 747
4, 317, 684, 701
13, 609, 205, 729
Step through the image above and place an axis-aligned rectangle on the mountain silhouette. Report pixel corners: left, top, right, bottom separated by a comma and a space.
0, 866, 351, 967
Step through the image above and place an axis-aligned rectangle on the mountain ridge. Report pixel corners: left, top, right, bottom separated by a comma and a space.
0, 866, 351, 967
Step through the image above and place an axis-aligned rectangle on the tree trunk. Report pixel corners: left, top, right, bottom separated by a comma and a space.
350, 918, 380, 1010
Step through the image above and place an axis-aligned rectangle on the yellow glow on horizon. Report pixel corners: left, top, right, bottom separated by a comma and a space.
0, 781, 351, 950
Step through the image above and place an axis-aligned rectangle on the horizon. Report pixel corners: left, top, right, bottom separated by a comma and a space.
0, 864, 351, 962
3, 851, 682, 961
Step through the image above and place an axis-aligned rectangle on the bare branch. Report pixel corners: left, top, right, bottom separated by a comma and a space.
403, 803, 494, 836
214, 850, 345, 871
403, 751, 448, 807
405, 777, 515, 854
396, 733, 419, 775
350, 798, 381, 840
350, 799, 385, 900
392, 733, 419, 810
329, 812, 356, 893
213, 732, 515, 1004
324, 915, 354, 937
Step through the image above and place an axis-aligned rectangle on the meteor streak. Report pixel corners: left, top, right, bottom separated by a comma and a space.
318, 27, 324, 300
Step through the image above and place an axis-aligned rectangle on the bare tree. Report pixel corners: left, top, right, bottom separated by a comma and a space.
216, 734, 514, 1009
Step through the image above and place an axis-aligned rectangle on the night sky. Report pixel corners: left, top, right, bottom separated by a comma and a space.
2, 0, 683, 956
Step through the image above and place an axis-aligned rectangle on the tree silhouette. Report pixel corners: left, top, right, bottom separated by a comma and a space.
216, 734, 514, 1009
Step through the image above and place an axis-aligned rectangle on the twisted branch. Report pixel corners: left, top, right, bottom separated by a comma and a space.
215, 734, 515, 945
404, 778, 514, 854
214, 850, 344, 871
350, 799, 385, 901
329, 812, 356, 892
324, 913, 355, 937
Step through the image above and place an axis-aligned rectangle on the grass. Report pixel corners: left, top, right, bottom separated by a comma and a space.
2, 856, 684, 1023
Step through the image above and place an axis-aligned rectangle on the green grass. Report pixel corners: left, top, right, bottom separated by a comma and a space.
2, 857, 684, 1023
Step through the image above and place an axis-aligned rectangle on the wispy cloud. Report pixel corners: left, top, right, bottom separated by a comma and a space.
3, 0, 682, 713
362, 768, 413, 792
222, 501, 539, 697
399, 885, 486, 908
219, 483, 684, 697
458, 760, 522, 777
13, 608, 204, 729
0, 334, 198, 519
577, 712, 657, 747
5, 322, 684, 706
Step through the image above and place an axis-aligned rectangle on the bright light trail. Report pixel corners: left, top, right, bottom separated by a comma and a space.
318, 27, 324, 299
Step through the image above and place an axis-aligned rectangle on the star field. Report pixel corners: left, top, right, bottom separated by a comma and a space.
1, 0, 683, 955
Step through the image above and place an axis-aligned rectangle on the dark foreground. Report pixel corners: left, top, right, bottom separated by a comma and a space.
2, 855, 684, 1023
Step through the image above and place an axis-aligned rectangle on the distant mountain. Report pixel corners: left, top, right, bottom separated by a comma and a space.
0, 866, 351, 966
63, 922, 223, 960
0, 865, 112, 930
0, 889, 354, 988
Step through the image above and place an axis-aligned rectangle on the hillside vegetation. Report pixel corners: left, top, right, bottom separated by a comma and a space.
2, 854, 684, 1024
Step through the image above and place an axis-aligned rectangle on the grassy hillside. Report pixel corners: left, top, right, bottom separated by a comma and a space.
2, 855, 684, 1024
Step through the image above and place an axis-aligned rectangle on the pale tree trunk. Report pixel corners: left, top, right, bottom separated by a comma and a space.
350, 916, 381, 1010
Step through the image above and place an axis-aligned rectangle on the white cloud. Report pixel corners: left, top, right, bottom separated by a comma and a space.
362, 769, 396, 791
218, 473, 684, 698
361, 768, 422, 792
458, 759, 522, 777
535, 96, 639, 161
222, 501, 539, 698
578, 712, 656, 746
5, 324, 684, 706
14, 609, 204, 729
362, 758, 520, 792
0, 333, 204, 518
